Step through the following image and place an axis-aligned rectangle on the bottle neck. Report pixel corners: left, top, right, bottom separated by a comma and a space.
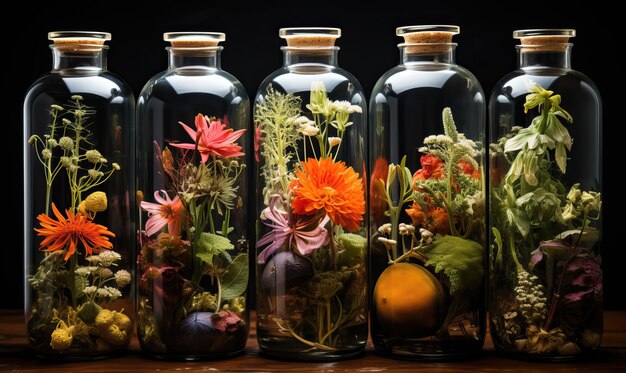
400, 46, 455, 64
51, 48, 107, 72
283, 48, 338, 67
168, 49, 221, 69
518, 46, 572, 69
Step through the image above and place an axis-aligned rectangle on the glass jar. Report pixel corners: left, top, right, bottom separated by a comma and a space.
24, 31, 135, 360
489, 29, 602, 360
369, 25, 486, 359
254, 27, 368, 361
136, 32, 250, 360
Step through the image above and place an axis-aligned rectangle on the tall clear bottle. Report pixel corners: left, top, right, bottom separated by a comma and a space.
254, 28, 368, 361
136, 32, 250, 359
369, 25, 486, 359
489, 29, 602, 360
24, 31, 135, 360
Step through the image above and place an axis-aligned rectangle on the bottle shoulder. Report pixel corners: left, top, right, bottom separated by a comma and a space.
139, 67, 248, 101
25, 71, 134, 104
491, 68, 601, 103
372, 63, 484, 97
257, 66, 365, 97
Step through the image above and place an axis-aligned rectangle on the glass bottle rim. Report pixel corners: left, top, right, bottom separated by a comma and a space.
279, 27, 341, 38
396, 25, 460, 36
398, 42, 458, 48
164, 31, 226, 43
48, 31, 111, 41
513, 29, 576, 39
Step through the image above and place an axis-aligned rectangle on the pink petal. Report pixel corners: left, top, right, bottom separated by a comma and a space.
140, 201, 162, 214
145, 215, 167, 236
178, 121, 198, 141
170, 142, 197, 151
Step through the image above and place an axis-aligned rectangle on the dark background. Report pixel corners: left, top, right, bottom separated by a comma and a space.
3, 3, 622, 310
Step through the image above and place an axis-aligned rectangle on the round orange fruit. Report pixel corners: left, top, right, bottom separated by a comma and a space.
373, 262, 445, 337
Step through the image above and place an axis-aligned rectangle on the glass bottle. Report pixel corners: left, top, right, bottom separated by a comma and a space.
489, 29, 602, 360
369, 25, 486, 359
254, 27, 368, 361
24, 31, 135, 360
136, 32, 250, 360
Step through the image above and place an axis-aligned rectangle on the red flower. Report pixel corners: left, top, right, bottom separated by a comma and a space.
458, 160, 481, 179
171, 114, 245, 162
254, 124, 262, 163
413, 154, 445, 182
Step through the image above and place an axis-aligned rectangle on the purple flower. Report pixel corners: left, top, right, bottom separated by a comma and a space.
257, 196, 330, 264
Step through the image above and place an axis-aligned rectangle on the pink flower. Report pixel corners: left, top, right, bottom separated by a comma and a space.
212, 310, 244, 332
171, 114, 245, 162
140, 190, 185, 236
256, 196, 330, 264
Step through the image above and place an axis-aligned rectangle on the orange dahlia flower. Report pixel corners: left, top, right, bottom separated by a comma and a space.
291, 157, 365, 232
35, 203, 115, 261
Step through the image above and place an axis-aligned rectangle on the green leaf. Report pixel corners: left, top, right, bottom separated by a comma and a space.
556, 227, 600, 249
221, 254, 249, 300
423, 234, 484, 295
195, 232, 234, 268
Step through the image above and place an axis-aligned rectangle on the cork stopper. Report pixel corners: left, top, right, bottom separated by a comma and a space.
397, 25, 459, 54
164, 32, 225, 49
49, 31, 110, 52
280, 27, 340, 50
515, 29, 575, 52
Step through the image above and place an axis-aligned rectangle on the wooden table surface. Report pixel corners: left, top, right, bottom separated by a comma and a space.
1, 310, 624, 372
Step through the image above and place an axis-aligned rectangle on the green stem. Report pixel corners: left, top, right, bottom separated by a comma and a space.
216, 274, 222, 310
508, 230, 522, 271
69, 255, 77, 308
445, 158, 459, 236
389, 207, 400, 261
326, 301, 331, 338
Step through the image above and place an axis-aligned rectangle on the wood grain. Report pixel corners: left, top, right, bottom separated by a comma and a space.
1, 310, 624, 372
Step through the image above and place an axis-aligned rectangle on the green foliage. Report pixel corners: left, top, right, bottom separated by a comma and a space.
221, 254, 249, 300
255, 85, 302, 201
195, 232, 234, 268
423, 234, 484, 295
336, 233, 367, 267
504, 83, 573, 185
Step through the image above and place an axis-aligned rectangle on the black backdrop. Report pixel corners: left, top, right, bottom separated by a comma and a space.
3, 3, 622, 310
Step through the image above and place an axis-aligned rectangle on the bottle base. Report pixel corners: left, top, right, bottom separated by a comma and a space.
493, 346, 582, 362
372, 337, 483, 361
33, 349, 127, 362
259, 339, 365, 362
142, 347, 246, 361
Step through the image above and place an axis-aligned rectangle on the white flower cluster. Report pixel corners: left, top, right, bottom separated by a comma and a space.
514, 270, 547, 325
114, 270, 131, 287
75, 266, 98, 276
85, 251, 121, 267
83, 285, 122, 300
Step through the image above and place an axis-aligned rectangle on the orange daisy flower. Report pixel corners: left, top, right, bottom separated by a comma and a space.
35, 203, 115, 261
291, 157, 365, 232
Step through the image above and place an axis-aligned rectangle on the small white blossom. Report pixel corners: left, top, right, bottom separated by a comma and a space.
86, 251, 121, 267
299, 124, 319, 136
83, 286, 98, 296
96, 267, 113, 278
114, 270, 131, 287
75, 266, 98, 276
328, 137, 341, 148
98, 286, 122, 299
